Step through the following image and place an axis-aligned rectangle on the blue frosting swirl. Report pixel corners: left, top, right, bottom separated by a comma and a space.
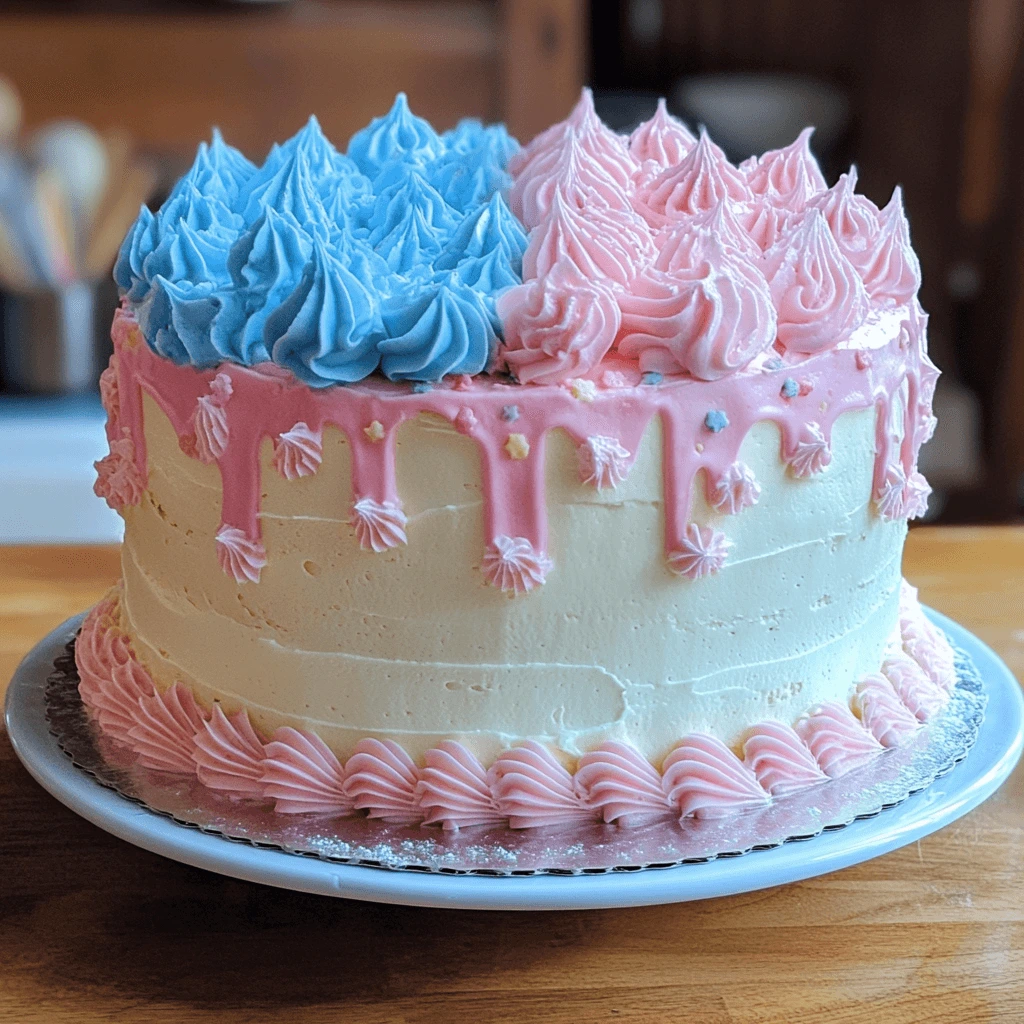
116, 96, 523, 383
269, 238, 384, 386
379, 276, 497, 381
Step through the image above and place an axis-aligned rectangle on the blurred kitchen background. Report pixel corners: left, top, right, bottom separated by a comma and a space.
0, 0, 1020, 542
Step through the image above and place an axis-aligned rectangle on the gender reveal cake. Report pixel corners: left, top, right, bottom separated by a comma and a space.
81, 92, 957, 830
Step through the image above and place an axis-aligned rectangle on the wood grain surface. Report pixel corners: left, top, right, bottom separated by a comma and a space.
1, 529, 1022, 1023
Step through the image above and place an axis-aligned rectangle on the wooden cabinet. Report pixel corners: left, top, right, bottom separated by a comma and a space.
0, 0, 585, 158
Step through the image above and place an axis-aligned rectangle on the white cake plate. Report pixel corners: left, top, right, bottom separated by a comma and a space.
6, 610, 1023, 911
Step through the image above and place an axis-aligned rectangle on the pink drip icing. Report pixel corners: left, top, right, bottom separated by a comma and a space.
261, 727, 353, 815
742, 721, 827, 796
661, 734, 769, 819
853, 674, 921, 748
344, 738, 422, 823
193, 704, 267, 797
417, 741, 503, 830
108, 289, 931, 592
794, 702, 883, 778
127, 682, 208, 774
488, 741, 597, 829
576, 741, 672, 825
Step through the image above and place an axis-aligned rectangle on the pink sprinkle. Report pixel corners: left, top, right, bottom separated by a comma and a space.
856, 350, 873, 370
798, 380, 813, 397
454, 407, 477, 434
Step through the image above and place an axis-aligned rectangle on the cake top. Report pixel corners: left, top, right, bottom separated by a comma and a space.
115, 91, 921, 389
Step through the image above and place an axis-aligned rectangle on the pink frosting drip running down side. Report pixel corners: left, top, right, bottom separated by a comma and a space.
75, 582, 957, 831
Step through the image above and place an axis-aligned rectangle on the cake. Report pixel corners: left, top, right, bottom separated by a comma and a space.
80, 92, 957, 830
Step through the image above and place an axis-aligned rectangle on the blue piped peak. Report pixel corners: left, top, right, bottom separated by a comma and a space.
114, 97, 523, 383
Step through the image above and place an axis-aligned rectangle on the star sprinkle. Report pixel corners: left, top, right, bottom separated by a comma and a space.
505, 433, 530, 460
363, 420, 385, 443
569, 379, 597, 402
501, 405, 520, 422
641, 371, 663, 386
781, 378, 799, 399
704, 410, 729, 432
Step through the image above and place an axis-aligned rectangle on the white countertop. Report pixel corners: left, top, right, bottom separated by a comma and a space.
0, 395, 123, 544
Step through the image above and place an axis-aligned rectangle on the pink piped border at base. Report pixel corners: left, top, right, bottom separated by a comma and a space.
75, 582, 955, 831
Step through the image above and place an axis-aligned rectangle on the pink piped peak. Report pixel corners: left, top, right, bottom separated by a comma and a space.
262, 726, 352, 815
488, 741, 597, 829
215, 526, 267, 584
482, 535, 553, 595
795, 702, 883, 778
350, 497, 408, 552
194, 704, 267, 797
787, 422, 832, 478
861, 187, 921, 306
763, 209, 868, 355
193, 371, 233, 463
742, 721, 827, 796
577, 434, 631, 489
883, 651, 947, 722
661, 734, 769, 820
577, 741, 672, 825
272, 421, 323, 480
745, 127, 827, 211
807, 168, 880, 274
629, 98, 697, 169
93, 431, 145, 510
75, 581, 956, 831
854, 674, 921, 748
127, 682, 208, 774
417, 741, 503, 830
344, 738, 422, 823
668, 523, 731, 579
710, 461, 761, 514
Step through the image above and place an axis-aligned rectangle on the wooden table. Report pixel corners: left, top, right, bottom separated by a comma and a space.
2, 530, 1022, 1023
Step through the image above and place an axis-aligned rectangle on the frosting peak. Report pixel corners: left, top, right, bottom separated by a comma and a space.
745, 127, 827, 210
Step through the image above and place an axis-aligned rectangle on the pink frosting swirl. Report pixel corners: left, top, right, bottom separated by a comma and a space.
272, 421, 323, 480
743, 197, 791, 251
261, 726, 353, 815
93, 431, 145, 510
127, 682, 207, 774
344, 738, 422, 824
99, 356, 120, 426
417, 741, 503, 830
661, 734, 769, 819
76, 592, 157, 744
193, 372, 233, 464
854, 674, 921, 748
794, 702, 882, 778
193, 704, 267, 797
523, 190, 646, 287
576, 741, 672, 825
742, 721, 827, 796
635, 130, 752, 225
861, 187, 921, 305
744, 128, 827, 210
900, 591, 957, 693
350, 497, 408, 552
488, 741, 597, 829
654, 201, 761, 270
498, 259, 621, 384
806, 168, 880, 275
882, 652, 947, 722
763, 209, 868, 354
481, 535, 554, 595
628, 98, 696, 168
618, 239, 776, 379
667, 523, 731, 579
786, 422, 832, 478
577, 434, 632, 490
710, 461, 761, 515
215, 526, 267, 584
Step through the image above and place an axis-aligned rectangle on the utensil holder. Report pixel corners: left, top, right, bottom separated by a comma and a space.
1, 281, 112, 393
